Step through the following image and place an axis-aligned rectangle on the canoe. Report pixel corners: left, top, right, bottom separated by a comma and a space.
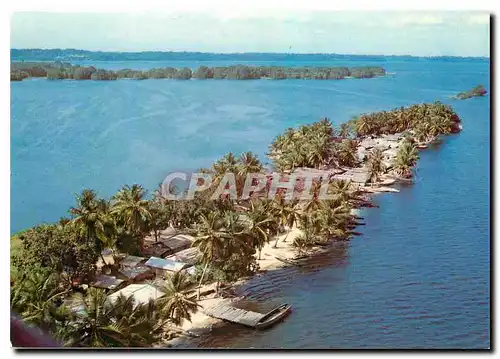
254, 303, 292, 330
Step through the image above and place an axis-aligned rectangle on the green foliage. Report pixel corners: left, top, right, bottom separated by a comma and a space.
175, 67, 193, 80
11, 268, 71, 335
367, 148, 386, 183
350, 102, 461, 138
268, 118, 337, 171
393, 139, 419, 178
90, 69, 118, 80
455, 85, 487, 99
193, 65, 214, 79
60, 288, 165, 347
349, 67, 385, 78
11, 62, 387, 82
111, 184, 152, 237
73, 66, 96, 80
157, 271, 200, 326
11, 70, 29, 81
11, 224, 99, 285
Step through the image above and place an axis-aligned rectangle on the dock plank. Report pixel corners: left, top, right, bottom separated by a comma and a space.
204, 302, 266, 328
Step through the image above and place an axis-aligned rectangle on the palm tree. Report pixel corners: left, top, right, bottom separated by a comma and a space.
62, 288, 126, 347
339, 122, 353, 139
11, 270, 70, 334
271, 196, 299, 247
328, 179, 353, 204
236, 151, 263, 198
305, 134, 330, 168
69, 190, 113, 265
192, 212, 228, 299
393, 140, 419, 178
62, 288, 163, 347
238, 151, 263, 176
212, 152, 239, 178
354, 115, 373, 137
111, 184, 152, 251
293, 223, 315, 255
302, 181, 324, 214
157, 271, 200, 326
367, 148, 386, 184
243, 200, 274, 259
336, 139, 358, 167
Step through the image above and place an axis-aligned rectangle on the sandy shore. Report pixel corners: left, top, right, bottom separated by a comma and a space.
163, 226, 305, 347
163, 188, 400, 347
163, 136, 427, 347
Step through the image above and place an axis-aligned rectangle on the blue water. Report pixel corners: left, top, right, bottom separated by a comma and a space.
11, 56, 490, 348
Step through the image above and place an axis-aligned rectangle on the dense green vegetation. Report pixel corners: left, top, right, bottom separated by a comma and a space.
11, 62, 385, 81
454, 85, 487, 99
11, 102, 461, 347
269, 102, 461, 173
11, 154, 362, 346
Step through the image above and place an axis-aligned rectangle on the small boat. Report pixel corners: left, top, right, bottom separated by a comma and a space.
255, 303, 292, 330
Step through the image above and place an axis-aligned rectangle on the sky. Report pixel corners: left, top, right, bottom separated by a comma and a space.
10, 11, 490, 57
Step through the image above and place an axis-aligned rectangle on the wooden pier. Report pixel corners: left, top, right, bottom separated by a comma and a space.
204, 300, 267, 328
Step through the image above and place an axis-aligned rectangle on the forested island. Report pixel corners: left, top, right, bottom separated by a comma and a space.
11, 62, 386, 81
454, 85, 488, 99
11, 101, 462, 347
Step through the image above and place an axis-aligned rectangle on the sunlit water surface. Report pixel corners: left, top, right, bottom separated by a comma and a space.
11, 56, 490, 348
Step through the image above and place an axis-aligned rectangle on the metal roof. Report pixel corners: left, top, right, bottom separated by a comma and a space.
166, 247, 199, 266
119, 255, 146, 268
145, 256, 187, 272
107, 283, 165, 307
119, 265, 151, 280
90, 275, 124, 290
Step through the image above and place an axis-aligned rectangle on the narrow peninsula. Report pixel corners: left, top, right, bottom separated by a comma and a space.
11, 100, 462, 347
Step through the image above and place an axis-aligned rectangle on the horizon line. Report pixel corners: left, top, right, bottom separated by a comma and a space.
10, 48, 490, 59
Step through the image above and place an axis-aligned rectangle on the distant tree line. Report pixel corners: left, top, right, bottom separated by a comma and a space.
11, 48, 490, 62
11, 62, 386, 82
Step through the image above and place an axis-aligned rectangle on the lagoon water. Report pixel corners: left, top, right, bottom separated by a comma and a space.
11, 56, 490, 348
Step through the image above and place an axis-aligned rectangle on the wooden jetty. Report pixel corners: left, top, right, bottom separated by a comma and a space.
204, 300, 291, 329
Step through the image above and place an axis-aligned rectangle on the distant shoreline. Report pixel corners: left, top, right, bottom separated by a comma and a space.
10, 48, 491, 62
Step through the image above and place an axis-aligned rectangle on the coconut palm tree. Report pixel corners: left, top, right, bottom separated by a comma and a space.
212, 152, 239, 178
11, 269, 70, 335
293, 217, 316, 254
367, 148, 386, 184
236, 151, 263, 197
354, 115, 374, 137
157, 271, 200, 326
336, 139, 358, 167
302, 181, 324, 214
244, 200, 274, 259
328, 179, 353, 204
238, 151, 263, 176
111, 184, 152, 251
192, 212, 228, 299
305, 134, 331, 168
61, 288, 163, 347
393, 140, 419, 178
69, 190, 113, 264
271, 196, 300, 247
